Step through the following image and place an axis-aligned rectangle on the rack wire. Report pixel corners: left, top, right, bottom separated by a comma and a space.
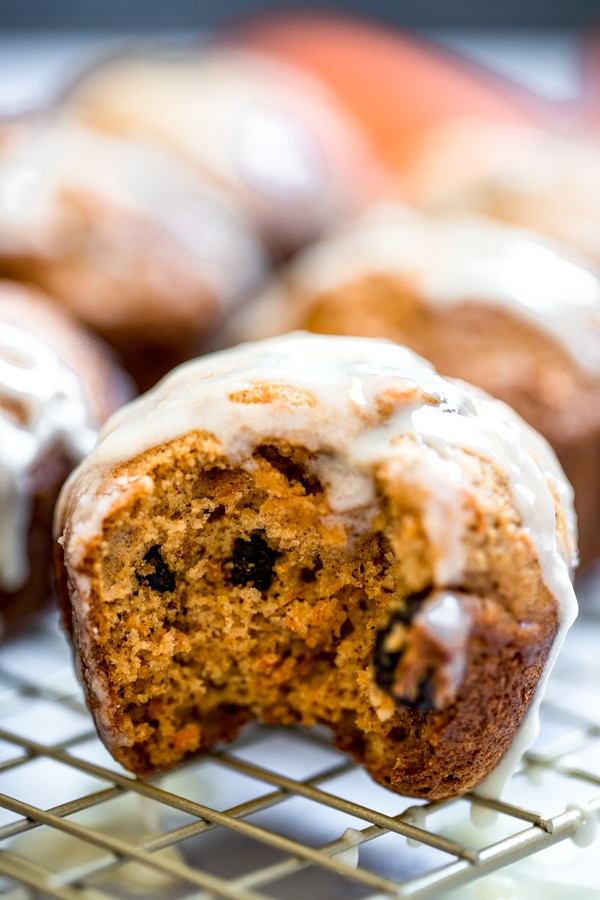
1, 591, 599, 900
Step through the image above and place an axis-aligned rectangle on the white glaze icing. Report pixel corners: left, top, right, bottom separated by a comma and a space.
0, 322, 97, 591
0, 117, 267, 309
566, 801, 599, 849
417, 590, 472, 703
243, 203, 600, 374
57, 332, 578, 790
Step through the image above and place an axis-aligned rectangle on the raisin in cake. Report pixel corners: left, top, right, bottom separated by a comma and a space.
55, 333, 577, 799
226, 203, 600, 565
0, 280, 133, 634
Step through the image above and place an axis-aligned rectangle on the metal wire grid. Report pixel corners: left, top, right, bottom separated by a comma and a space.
0, 607, 599, 900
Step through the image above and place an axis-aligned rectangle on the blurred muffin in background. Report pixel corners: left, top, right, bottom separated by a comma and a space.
0, 115, 268, 390
405, 120, 600, 272
0, 280, 133, 634
66, 43, 383, 258
226, 202, 600, 566
230, 10, 537, 176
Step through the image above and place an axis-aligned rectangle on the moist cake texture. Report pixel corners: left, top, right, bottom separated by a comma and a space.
55, 333, 577, 798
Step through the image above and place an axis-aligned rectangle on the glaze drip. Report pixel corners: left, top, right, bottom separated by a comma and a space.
0, 322, 96, 590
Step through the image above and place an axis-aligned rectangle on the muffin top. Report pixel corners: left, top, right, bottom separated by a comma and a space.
57, 332, 577, 604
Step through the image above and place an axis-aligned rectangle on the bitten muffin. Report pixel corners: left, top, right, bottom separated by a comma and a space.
0, 116, 267, 390
55, 333, 577, 799
66, 43, 380, 257
227, 204, 600, 565
0, 280, 133, 634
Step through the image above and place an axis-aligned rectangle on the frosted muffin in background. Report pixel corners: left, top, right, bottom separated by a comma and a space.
67, 43, 383, 258
405, 120, 600, 273
0, 115, 268, 390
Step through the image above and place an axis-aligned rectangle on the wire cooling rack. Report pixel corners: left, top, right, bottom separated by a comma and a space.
1, 585, 599, 900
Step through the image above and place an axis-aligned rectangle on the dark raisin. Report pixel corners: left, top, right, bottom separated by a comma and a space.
300, 558, 323, 583
396, 668, 437, 713
395, 586, 433, 626
230, 533, 277, 591
372, 587, 433, 694
301, 567, 317, 583
340, 618, 355, 639
373, 615, 405, 693
207, 504, 225, 523
136, 545, 176, 593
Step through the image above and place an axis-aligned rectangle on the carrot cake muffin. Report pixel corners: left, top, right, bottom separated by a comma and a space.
55, 333, 577, 799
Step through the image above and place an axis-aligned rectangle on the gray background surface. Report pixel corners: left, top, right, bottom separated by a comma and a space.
0, 0, 599, 30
